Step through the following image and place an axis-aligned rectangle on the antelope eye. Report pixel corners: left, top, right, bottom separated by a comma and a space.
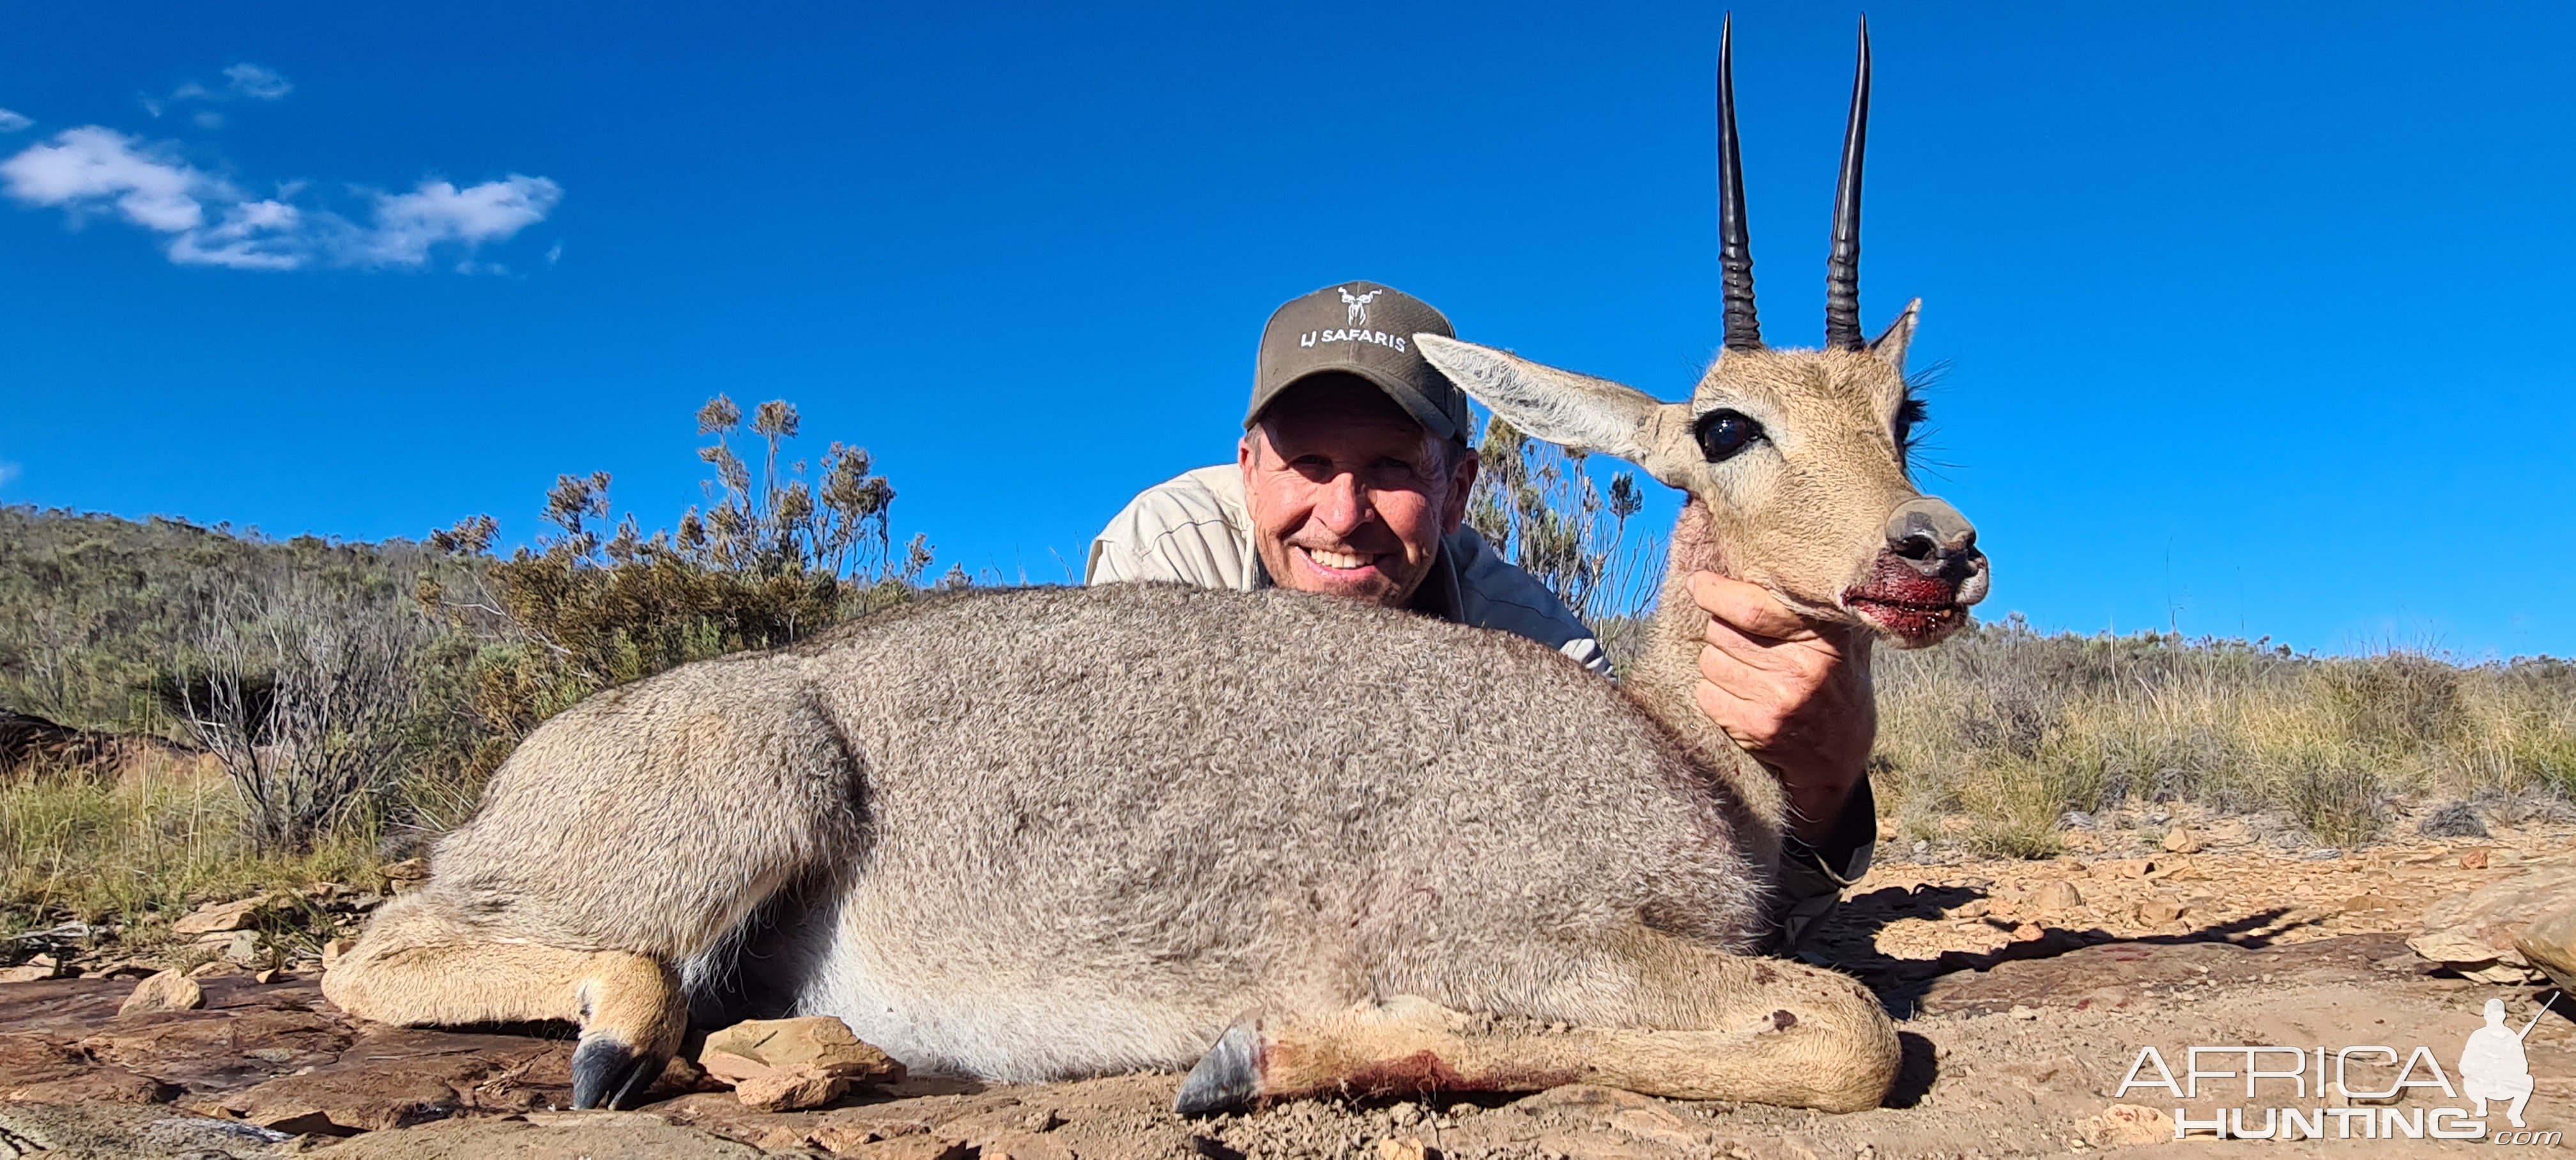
1694, 409, 1763, 462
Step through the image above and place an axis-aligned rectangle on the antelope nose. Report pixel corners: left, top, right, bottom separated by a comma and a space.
1886, 497, 1977, 575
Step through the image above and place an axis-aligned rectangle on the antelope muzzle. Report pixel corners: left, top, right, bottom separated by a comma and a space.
1843, 497, 1988, 645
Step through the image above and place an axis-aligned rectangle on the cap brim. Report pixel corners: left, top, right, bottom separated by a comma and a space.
1246, 366, 1462, 444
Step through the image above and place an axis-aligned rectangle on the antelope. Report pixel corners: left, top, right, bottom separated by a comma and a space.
1341, 286, 1385, 324
323, 17, 1987, 1115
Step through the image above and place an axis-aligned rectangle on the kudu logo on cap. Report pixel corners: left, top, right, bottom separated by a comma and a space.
1248, 282, 1473, 443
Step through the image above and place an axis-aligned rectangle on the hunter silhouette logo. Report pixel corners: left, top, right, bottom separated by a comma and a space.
2461, 995, 2550, 1129
1340, 287, 1383, 325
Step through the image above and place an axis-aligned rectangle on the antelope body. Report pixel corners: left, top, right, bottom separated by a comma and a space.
324, 19, 1988, 1115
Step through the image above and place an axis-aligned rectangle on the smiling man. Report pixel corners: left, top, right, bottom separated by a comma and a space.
1084, 281, 1877, 948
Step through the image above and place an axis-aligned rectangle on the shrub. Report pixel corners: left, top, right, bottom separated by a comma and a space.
172, 571, 431, 851
1467, 416, 1659, 627
419, 395, 933, 786
1873, 615, 2576, 854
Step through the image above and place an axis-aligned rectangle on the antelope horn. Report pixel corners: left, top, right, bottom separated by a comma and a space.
1717, 13, 1762, 352
1823, 15, 1871, 351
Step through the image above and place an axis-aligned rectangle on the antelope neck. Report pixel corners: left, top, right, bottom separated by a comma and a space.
1631, 500, 1735, 759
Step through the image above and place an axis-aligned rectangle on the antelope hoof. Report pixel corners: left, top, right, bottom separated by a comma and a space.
570, 1035, 663, 1110
1174, 1021, 1262, 1116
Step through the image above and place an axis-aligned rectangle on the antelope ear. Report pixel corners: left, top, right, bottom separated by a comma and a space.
1869, 299, 1920, 369
1416, 334, 1671, 468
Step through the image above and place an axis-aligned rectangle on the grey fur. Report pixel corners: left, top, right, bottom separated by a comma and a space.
390, 583, 1763, 1081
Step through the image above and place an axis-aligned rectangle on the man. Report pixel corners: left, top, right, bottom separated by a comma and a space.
1085, 281, 1876, 947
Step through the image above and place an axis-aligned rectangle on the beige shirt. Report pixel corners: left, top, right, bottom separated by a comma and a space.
1084, 466, 1611, 677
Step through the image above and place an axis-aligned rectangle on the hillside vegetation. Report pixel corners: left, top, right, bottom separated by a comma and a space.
3, 402, 2570, 940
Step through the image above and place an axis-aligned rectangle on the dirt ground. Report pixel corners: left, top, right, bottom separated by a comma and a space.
3, 809, 2570, 1159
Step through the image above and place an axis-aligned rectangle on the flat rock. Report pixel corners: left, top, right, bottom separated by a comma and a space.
0, 1034, 174, 1104
702, 1016, 902, 1081
210, 1027, 578, 1133
1918, 933, 2411, 1016
0, 1099, 293, 1159
118, 971, 203, 1016
170, 896, 273, 936
306, 1111, 771, 1158
2027, 880, 2082, 912
701, 1015, 902, 1111
2411, 866, 2576, 970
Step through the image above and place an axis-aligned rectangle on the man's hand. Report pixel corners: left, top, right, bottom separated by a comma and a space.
1685, 571, 1876, 846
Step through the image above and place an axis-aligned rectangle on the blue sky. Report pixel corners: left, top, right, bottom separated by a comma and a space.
3, 2, 2570, 659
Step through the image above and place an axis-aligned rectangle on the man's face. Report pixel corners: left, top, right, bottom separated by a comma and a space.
1240, 376, 1477, 608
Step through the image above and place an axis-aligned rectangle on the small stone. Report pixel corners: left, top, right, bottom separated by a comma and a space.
702, 1016, 903, 1080
0, 964, 59, 983
2007, 1004, 2039, 1020
2078, 1104, 2173, 1147
2460, 850, 2490, 869
2011, 922, 2044, 942
319, 937, 356, 968
1018, 1107, 1062, 1133
2137, 897, 2186, 924
170, 896, 269, 935
224, 930, 261, 963
2161, 828, 2202, 855
380, 857, 432, 894
700, 1015, 904, 1111
1377, 1139, 1431, 1160
119, 969, 204, 1015
253, 967, 282, 984
2029, 880, 2083, 912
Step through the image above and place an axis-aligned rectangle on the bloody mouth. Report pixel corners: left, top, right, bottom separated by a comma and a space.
1843, 567, 1968, 643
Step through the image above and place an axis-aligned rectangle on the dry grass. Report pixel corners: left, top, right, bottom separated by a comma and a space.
0, 761, 382, 942
1872, 616, 2576, 858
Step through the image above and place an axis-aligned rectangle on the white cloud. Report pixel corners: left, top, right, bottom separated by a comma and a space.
222, 64, 293, 100
0, 126, 224, 232
1, 126, 562, 272
359, 176, 562, 265
167, 198, 304, 269
0, 109, 29, 134
165, 63, 294, 110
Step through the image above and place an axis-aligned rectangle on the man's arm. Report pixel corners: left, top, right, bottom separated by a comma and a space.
1683, 571, 1878, 947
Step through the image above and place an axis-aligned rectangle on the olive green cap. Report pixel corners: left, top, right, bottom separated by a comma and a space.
1245, 282, 1471, 443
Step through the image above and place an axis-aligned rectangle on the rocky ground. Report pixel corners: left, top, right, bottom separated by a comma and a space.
2, 805, 2571, 1158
